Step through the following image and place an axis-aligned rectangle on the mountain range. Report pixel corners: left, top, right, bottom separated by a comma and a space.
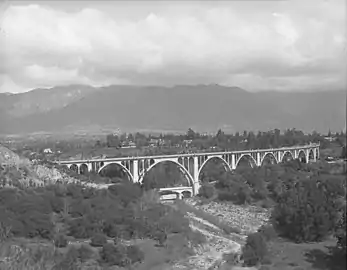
0, 84, 345, 135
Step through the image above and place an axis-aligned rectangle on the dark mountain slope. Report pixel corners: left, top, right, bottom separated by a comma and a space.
0, 85, 345, 134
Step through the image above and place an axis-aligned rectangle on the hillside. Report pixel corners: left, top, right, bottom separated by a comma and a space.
0, 85, 345, 134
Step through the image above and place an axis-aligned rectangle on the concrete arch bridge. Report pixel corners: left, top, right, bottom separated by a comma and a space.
58, 143, 320, 197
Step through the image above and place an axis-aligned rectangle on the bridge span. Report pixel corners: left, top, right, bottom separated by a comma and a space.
58, 143, 320, 196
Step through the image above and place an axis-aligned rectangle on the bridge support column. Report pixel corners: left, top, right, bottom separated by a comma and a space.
257, 152, 261, 166
306, 149, 310, 163
132, 160, 139, 183
193, 156, 200, 195
231, 154, 236, 170
87, 163, 92, 172
277, 151, 281, 163
294, 150, 298, 160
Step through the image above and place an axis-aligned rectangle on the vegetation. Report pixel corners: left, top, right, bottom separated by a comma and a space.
0, 181, 206, 269
0, 128, 346, 269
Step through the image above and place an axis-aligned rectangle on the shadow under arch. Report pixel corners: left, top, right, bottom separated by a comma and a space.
69, 164, 78, 173
235, 154, 257, 169
260, 152, 278, 166
139, 159, 194, 188
98, 162, 133, 181
197, 156, 231, 181
308, 148, 315, 162
80, 163, 89, 175
297, 149, 307, 163
281, 151, 294, 162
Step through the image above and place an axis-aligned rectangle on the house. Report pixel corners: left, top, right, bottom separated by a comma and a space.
43, 148, 53, 154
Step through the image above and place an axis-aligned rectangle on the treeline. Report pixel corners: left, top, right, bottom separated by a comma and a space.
104, 128, 346, 150
199, 159, 347, 266
8, 128, 346, 160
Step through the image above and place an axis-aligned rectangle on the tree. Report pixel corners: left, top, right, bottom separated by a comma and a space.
242, 232, 269, 266
186, 128, 196, 140
334, 204, 346, 255
106, 134, 120, 148
341, 145, 347, 159
271, 178, 343, 242
90, 233, 107, 247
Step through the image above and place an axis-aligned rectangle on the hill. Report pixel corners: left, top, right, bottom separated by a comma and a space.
0, 85, 345, 135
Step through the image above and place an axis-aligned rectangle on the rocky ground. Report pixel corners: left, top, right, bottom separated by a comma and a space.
169, 198, 271, 270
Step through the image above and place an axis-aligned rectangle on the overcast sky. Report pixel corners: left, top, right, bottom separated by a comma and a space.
1, 0, 346, 93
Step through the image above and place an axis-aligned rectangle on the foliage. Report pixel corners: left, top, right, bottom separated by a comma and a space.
242, 232, 269, 266
335, 204, 346, 254
126, 245, 145, 264
198, 183, 216, 199
100, 243, 128, 266
257, 224, 277, 242
54, 234, 67, 248
0, 180, 206, 268
271, 177, 344, 242
90, 233, 107, 247
215, 173, 252, 205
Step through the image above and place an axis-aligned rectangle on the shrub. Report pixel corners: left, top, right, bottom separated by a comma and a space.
153, 230, 167, 246
257, 224, 277, 242
90, 233, 107, 247
241, 232, 269, 267
198, 183, 215, 199
335, 205, 346, 254
100, 243, 128, 266
223, 251, 240, 266
271, 178, 342, 242
126, 245, 145, 264
78, 244, 94, 262
54, 234, 68, 248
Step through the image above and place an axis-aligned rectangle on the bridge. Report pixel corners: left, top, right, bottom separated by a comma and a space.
58, 143, 320, 197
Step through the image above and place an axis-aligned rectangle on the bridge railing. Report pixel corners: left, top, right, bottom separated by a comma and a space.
58, 143, 320, 164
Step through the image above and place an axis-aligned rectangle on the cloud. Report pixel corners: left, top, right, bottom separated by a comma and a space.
1, 1, 346, 93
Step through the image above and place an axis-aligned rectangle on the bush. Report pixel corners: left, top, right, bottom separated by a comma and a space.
100, 243, 128, 266
126, 245, 144, 264
223, 251, 240, 266
257, 224, 277, 242
335, 205, 346, 254
54, 234, 68, 248
90, 233, 107, 247
242, 232, 269, 266
198, 183, 215, 199
271, 178, 342, 242
78, 244, 94, 262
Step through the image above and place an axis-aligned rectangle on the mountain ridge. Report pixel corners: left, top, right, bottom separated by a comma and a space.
0, 84, 345, 135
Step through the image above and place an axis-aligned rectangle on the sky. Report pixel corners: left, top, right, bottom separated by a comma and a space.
0, 0, 346, 93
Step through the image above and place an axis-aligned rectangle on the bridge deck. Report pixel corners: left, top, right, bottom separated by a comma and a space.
58, 143, 319, 164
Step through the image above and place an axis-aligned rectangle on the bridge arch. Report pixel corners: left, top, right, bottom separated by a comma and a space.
260, 152, 278, 166
69, 164, 78, 173
198, 156, 231, 180
281, 151, 294, 162
297, 149, 307, 163
235, 154, 257, 168
98, 162, 133, 181
80, 163, 89, 174
138, 159, 194, 187
307, 149, 315, 162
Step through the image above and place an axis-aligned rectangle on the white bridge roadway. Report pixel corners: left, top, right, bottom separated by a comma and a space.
58, 143, 320, 198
